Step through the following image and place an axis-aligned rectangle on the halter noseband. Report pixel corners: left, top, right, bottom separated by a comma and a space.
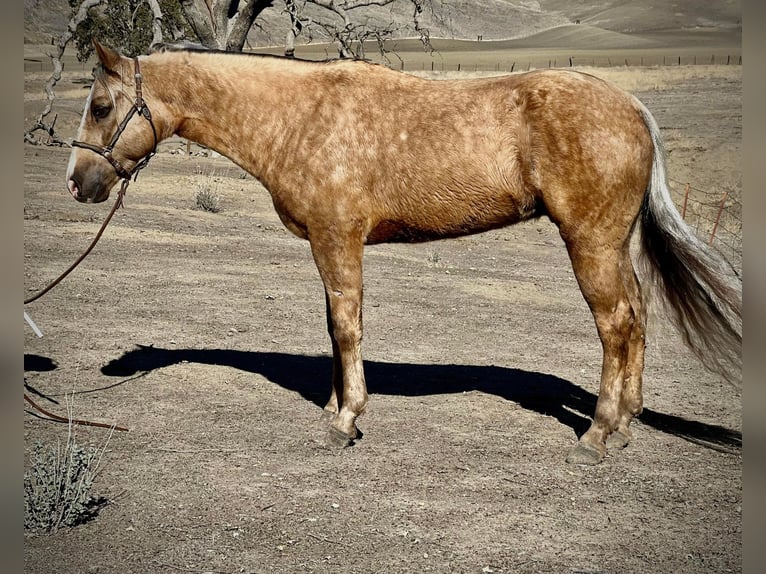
72, 57, 158, 181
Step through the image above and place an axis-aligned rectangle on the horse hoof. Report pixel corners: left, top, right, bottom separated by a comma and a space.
322, 426, 354, 449
319, 409, 336, 424
606, 430, 631, 450
566, 442, 604, 465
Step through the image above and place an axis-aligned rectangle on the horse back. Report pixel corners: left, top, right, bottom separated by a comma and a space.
263, 64, 652, 244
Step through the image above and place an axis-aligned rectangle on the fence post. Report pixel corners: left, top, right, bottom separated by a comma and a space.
681, 183, 690, 219
709, 190, 728, 246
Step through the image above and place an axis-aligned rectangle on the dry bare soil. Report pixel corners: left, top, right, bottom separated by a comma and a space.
24, 62, 741, 573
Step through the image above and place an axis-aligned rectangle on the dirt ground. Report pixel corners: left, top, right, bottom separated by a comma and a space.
23, 62, 741, 573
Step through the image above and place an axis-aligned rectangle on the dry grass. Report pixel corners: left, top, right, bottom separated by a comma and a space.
578, 64, 741, 92
194, 168, 225, 213
409, 63, 740, 92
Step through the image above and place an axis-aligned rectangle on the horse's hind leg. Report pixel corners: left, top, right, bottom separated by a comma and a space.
563, 238, 637, 465
606, 249, 646, 450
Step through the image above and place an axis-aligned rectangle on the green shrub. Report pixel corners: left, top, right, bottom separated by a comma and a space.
24, 427, 110, 533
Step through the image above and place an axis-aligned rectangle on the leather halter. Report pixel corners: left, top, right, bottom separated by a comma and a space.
72, 57, 158, 180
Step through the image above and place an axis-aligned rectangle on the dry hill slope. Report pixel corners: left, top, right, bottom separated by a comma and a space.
539, 0, 741, 32
25, 0, 741, 46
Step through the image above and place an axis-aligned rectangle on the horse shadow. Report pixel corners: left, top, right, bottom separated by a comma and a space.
24, 354, 58, 373
96, 344, 741, 453
24, 354, 60, 404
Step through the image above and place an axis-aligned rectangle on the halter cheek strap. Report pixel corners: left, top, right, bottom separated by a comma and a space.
72, 57, 158, 181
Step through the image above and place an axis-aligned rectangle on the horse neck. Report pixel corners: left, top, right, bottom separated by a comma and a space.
147, 53, 310, 179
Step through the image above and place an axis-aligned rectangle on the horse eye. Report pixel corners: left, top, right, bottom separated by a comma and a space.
91, 104, 111, 120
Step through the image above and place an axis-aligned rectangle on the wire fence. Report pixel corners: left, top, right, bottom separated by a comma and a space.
668, 177, 742, 272
24, 49, 743, 73
387, 53, 741, 73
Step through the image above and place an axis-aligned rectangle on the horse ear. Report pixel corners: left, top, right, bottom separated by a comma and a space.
92, 39, 122, 72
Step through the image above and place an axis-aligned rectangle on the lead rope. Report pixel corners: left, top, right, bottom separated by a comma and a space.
25, 57, 154, 305
24, 180, 131, 432
24, 58, 155, 432
24, 393, 129, 432
24, 179, 128, 305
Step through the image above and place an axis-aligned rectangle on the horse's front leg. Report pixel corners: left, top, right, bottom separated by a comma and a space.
310, 232, 367, 447
320, 292, 343, 421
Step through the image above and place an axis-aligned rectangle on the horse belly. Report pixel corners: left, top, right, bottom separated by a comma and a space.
364, 120, 539, 243
366, 182, 539, 244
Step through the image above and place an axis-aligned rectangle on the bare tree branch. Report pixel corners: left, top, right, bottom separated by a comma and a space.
290, 0, 433, 59
174, 0, 435, 58
24, 0, 107, 145
284, 0, 311, 57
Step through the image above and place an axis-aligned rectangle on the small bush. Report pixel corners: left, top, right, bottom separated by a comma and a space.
195, 185, 222, 213
24, 423, 111, 533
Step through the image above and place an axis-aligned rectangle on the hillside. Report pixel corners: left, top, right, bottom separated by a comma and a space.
24, 0, 69, 44
538, 0, 741, 33
25, 0, 741, 46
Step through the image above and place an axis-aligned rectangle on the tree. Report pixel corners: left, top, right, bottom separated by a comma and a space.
284, 0, 433, 60
66, 0, 437, 60
25, 0, 189, 144
24, 0, 108, 145
25, 0, 440, 144
176, 1, 434, 58
70, 0, 190, 60
178, 0, 274, 51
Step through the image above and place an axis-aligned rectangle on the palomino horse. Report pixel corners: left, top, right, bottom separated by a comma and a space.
66, 41, 741, 464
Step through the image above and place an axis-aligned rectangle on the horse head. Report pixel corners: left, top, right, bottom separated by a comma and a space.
66, 40, 160, 203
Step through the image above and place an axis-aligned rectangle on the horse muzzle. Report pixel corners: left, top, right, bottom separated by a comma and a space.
67, 174, 112, 203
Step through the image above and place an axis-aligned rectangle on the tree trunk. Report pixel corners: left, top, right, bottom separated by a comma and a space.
144, 0, 166, 48
179, 0, 274, 51
227, 0, 274, 52
179, 0, 219, 48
